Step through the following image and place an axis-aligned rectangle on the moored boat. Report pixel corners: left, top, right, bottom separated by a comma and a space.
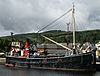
5, 4, 96, 72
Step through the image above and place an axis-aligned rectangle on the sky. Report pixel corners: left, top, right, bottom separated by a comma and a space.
0, 0, 100, 36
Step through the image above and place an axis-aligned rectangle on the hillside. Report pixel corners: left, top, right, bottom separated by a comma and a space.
0, 29, 100, 52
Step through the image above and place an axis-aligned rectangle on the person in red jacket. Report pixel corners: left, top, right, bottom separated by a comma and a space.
23, 39, 29, 57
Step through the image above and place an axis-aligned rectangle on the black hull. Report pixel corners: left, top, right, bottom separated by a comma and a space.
96, 64, 100, 71
5, 52, 96, 72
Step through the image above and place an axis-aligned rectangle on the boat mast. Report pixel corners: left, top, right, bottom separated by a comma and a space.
72, 3, 76, 51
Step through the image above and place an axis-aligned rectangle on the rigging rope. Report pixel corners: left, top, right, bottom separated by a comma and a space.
45, 13, 71, 31
37, 9, 72, 33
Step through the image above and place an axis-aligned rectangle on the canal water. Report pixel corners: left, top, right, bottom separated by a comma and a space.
0, 65, 100, 76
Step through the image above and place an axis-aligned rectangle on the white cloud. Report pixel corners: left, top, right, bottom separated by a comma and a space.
0, 0, 100, 36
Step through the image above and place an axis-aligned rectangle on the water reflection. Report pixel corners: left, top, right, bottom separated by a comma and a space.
0, 65, 98, 76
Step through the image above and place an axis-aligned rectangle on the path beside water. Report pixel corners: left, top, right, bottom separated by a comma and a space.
0, 58, 6, 65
